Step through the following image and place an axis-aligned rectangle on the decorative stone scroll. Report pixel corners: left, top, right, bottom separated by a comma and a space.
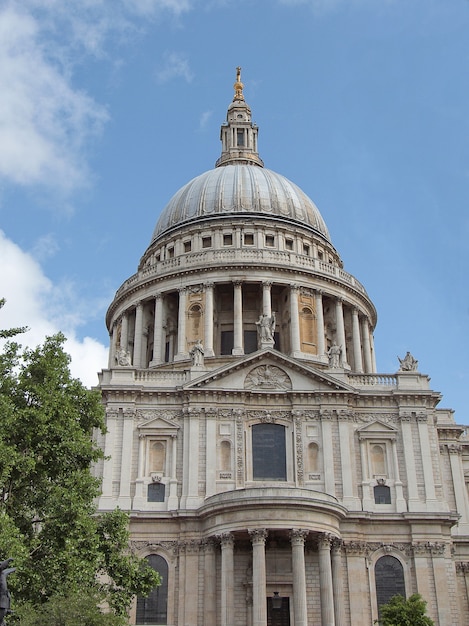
294, 416, 304, 485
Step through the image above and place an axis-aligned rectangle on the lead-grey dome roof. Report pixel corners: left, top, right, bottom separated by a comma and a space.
151, 164, 331, 244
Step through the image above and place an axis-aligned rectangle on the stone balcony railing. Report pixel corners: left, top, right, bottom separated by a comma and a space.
115, 248, 368, 298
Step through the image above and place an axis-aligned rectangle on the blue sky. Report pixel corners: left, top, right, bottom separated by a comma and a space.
0, 0, 468, 423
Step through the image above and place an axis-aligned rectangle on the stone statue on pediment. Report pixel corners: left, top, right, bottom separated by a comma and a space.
190, 339, 204, 367
327, 342, 342, 368
398, 351, 418, 372
116, 347, 132, 366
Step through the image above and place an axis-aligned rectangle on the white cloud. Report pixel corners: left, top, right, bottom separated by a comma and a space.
155, 51, 194, 83
0, 4, 109, 193
0, 230, 108, 388
199, 110, 213, 130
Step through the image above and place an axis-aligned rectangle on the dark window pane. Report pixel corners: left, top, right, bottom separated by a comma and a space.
252, 423, 286, 480
136, 555, 168, 624
221, 331, 234, 355
244, 330, 258, 354
148, 482, 165, 502
374, 485, 391, 504
375, 555, 405, 618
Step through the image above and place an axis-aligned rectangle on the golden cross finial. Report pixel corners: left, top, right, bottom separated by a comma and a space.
233, 66, 244, 101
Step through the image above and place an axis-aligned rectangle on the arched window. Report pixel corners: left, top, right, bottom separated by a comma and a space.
375, 555, 405, 618
219, 440, 231, 472
374, 484, 391, 504
150, 441, 166, 473
371, 444, 386, 475
136, 555, 168, 624
188, 304, 202, 335
307, 442, 319, 473
252, 423, 286, 481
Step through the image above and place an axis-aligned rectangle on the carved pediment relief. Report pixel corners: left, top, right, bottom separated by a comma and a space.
137, 413, 180, 435
244, 365, 292, 390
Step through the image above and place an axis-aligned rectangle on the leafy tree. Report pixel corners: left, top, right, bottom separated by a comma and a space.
0, 299, 28, 339
377, 593, 434, 626
0, 330, 159, 621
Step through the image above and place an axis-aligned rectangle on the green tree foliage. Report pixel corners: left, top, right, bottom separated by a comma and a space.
377, 593, 434, 626
0, 299, 28, 339
0, 331, 159, 620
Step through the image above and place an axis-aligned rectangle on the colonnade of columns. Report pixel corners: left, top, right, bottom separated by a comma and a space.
215, 529, 345, 626
109, 280, 375, 374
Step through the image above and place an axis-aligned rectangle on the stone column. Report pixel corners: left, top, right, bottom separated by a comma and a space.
117, 409, 134, 509
370, 331, 377, 373
99, 409, 117, 506
151, 294, 164, 366
290, 284, 301, 355
318, 534, 335, 626
338, 413, 359, 508
220, 533, 235, 626
331, 539, 346, 626
315, 290, 325, 357
290, 529, 309, 626
335, 298, 347, 366
391, 438, 406, 512
109, 324, 117, 368
448, 444, 469, 530
262, 281, 272, 316
168, 434, 178, 510
249, 529, 268, 626
133, 302, 144, 368
233, 281, 244, 355
204, 282, 215, 357
121, 312, 129, 352
321, 413, 336, 497
361, 318, 372, 374
400, 414, 420, 510
351, 308, 363, 373
417, 413, 438, 509
204, 539, 217, 626
175, 287, 188, 360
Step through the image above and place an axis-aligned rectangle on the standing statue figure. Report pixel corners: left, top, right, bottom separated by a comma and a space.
116, 346, 132, 366
190, 339, 204, 367
256, 312, 276, 343
327, 343, 342, 368
398, 351, 418, 372
0, 558, 15, 626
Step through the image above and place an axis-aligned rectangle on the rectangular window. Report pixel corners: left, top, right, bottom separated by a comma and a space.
184, 240, 191, 253
202, 236, 212, 248
252, 423, 287, 481
303, 244, 310, 255
265, 235, 275, 247
167, 247, 174, 259
223, 233, 233, 246
237, 129, 245, 146
244, 233, 254, 245
285, 239, 293, 250
220, 330, 234, 355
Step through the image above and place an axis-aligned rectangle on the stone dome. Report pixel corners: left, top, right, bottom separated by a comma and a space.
151, 164, 331, 244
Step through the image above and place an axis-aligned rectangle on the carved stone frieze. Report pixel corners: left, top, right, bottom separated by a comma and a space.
412, 542, 447, 556
456, 562, 469, 574
236, 416, 244, 483
244, 365, 292, 390
130, 540, 179, 556
356, 412, 398, 424
294, 416, 304, 485
136, 409, 180, 423
247, 410, 290, 423
292, 409, 320, 421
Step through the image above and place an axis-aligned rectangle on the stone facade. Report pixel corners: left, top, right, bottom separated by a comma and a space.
96, 69, 469, 625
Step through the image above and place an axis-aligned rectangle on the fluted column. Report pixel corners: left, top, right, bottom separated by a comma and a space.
151, 294, 164, 365
335, 298, 347, 366
315, 290, 325, 357
109, 324, 117, 368
249, 529, 268, 626
262, 281, 272, 316
361, 318, 372, 373
233, 281, 244, 355
133, 302, 144, 368
290, 284, 301, 355
220, 533, 235, 626
117, 314, 127, 353
175, 287, 188, 360
331, 539, 346, 626
318, 534, 335, 626
290, 529, 309, 626
168, 434, 178, 510
204, 282, 215, 357
351, 308, 363, 373
204, 539, 217, 626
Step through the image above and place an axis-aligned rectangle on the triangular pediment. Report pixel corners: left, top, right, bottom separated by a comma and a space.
357, 420, 398, 439
183, 349, 356, 394
137, 414, 179, 433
